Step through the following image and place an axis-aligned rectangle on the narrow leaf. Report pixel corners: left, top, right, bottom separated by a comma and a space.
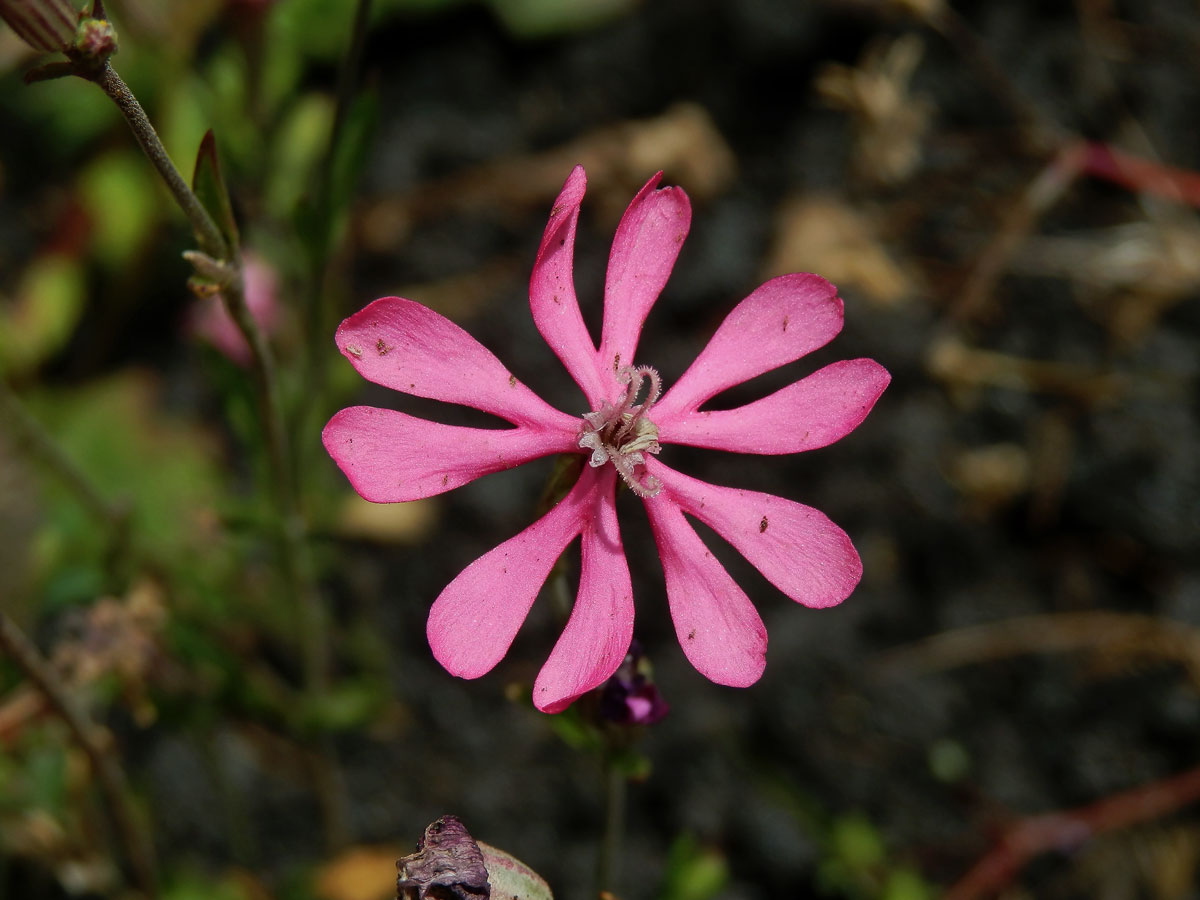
192, 130, 240, 253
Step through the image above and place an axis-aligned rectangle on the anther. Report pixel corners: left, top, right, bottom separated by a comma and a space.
578, 365, 664, 497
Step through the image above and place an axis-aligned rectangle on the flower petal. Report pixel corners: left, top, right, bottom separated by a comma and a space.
657, 358, 890, 454
650, 460, 862, 609
335, 297, 576, 430
426, 466, 600, 680
655, 273, 845, 419
643, 494, 767, 687
323, 406, 577, 502
533, 468, 632, 713
529, 166, 607, 407
597, 173, 691, 387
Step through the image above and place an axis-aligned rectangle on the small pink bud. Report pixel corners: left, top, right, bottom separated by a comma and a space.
0, 0, 77, 53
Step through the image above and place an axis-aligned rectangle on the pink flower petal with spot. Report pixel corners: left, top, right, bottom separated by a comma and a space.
657, 358, 891, 454
336, 297, 576, 431
650, 460, 861, 609
529, 166, 607, 407
427, 466, 604, 680
655, 273, 844, 420
322, 406, 577, 502
533, 468, 633, 713
644, 495, 768, 687
596, 173, 691, 389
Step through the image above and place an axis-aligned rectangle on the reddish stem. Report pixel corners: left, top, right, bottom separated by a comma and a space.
1080, 141, 1200, 208
947, 763, 1200, 900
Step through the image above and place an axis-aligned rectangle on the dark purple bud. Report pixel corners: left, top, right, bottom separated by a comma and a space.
598, 641, 668, 726
397, 815, 491, 900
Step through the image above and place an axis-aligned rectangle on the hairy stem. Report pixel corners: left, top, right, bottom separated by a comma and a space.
87, 62, 228, 261
0, 612, 159, 898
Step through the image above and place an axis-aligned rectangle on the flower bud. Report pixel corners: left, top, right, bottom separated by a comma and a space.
72, 13, 117, 66
0, 0, 78, 53
598, 640, 668, 727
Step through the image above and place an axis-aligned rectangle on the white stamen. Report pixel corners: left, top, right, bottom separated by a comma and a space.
577, 365, 664, 497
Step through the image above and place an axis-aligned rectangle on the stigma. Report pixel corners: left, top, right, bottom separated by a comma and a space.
578, 365, 664, 498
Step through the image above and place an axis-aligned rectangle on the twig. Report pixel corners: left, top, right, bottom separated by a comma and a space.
0, 612, 159, 898
1080, 141, 1200, 208
927, 5, 1064, 151
946, 763, 1200, 900
949, 142, 1087, 324
86, 62, 228, 260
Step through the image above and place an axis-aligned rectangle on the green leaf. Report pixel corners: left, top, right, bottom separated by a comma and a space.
884, 868, 935, 900
659, 833, 729, 900
610, 747, 652, 780
79, 152, 160, 266
192, 130, 240, 254
487, 0, 637, 38
0, 254, 86, 377
831, 814, 886, 870
297, 680, 385, 733
545, 704, 604, 753
26, 744, 68, 816
266, 95, 334, 222
28, 372, 226, 570
323, 89, 379, 247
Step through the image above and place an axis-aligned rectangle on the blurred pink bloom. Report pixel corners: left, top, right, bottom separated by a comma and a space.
323, 167, 890, 713
190, 253, 280, 366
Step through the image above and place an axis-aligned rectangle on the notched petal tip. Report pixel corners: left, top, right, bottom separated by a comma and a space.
555, 165, 588, 207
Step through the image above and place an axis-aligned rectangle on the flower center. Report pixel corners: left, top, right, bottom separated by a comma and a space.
578, 365, 664, 498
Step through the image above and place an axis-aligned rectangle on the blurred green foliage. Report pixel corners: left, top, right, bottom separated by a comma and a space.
658, 833, 729, 900
0, 255, 85, 377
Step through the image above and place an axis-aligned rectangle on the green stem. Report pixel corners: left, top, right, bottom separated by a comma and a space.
322, 0, 373, 212
596, 752, 627, 897
303, 0, 374, 391
0, 612, 159, 899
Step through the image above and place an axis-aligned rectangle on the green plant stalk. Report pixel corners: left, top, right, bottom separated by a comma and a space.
0, 611, 159, 899
83, 58, 346, 843
303, 0, 374, 392
596, 751, 627, 897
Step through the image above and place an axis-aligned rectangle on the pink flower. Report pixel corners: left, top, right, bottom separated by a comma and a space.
190, 253, 281, 366
323, 167, 890, 713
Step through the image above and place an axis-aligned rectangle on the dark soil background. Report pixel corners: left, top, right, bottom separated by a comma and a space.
3, 0, 1200, 899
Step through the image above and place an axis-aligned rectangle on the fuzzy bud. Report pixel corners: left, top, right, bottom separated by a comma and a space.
71, 15, 117, 68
